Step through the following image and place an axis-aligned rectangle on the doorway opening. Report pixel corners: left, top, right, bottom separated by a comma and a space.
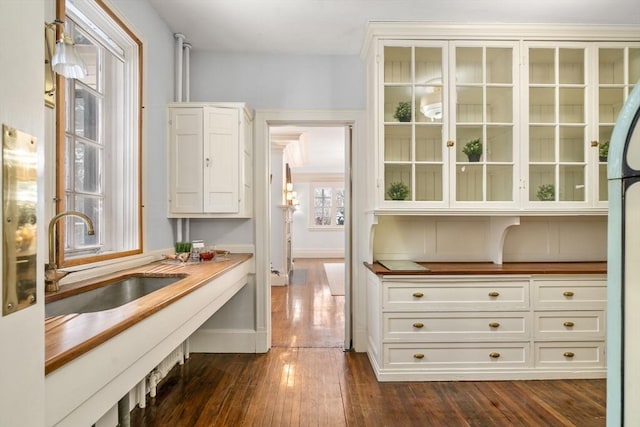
269, 124, 349, 349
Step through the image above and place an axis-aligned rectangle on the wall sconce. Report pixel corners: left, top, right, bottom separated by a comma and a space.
44, 19, 88, 103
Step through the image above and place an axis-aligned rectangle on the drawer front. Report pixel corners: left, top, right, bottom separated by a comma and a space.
384, 343, 530, 369
383, 281, 529, 311
534, 342, 605, 368
383, 312, 530, 342
534, 279, 606, 310
534, 311, 605, 340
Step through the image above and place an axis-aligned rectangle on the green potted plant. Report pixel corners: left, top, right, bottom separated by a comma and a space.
393, 101, 411, 122
462, 138, 482, 162
386, 181, 410, 200
536, 184, 555, 201
599, 141, 609, 162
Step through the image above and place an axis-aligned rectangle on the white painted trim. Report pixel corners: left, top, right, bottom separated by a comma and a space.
254, 109, 367, 353
292, 248, 345, 258
189, 329, 258, 353
293, 172, 344, 182
361, 22, 640, 58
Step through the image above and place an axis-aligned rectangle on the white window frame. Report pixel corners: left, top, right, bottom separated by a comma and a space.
308, 182, 345, 230
56, 0, 142, 267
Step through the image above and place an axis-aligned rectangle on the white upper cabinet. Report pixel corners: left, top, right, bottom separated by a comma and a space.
168, 103, 253, 218
366, 23, 640, 214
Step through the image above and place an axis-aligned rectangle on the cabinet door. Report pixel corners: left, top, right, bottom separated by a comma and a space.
203, 107, 240, 213
525, 43, 589, 206
169, 107, 204, 213
381, 42, 448, 206
593, 44, 640, 204
450, 42, 519, 206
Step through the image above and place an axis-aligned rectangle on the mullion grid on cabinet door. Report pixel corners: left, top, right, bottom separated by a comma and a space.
528, 44, 588, 205
454, 44, 516, 204
382, 44, 414, 202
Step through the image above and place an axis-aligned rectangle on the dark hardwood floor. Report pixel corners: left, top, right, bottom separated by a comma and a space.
131, 259, 606, 426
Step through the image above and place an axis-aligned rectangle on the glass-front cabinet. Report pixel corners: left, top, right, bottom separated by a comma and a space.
594, 45, 640, 204
381, 41, 518, 208
374, 31, 640, 213
525, 43, 589, 206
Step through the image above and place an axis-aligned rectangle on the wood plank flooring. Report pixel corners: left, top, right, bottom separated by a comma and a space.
130, 259, 606, 426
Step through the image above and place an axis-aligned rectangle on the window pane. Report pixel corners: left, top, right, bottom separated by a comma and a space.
74, 84, 100, 141
74, 141, 102, 193
74, 28, 100, 91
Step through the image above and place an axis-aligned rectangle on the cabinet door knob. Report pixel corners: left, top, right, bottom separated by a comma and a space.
489, 322, 500, 328
413, 353, 425, 359
412, 322, 424, 329
591, 140, 599, 147
488, 291, 500, 297
563, 352, 575, 358
489, 352, 501, 359
205, 157, 211, 167
563, 291, 575, 297
563, 321, 575, 327
447, 140, 455, 147
412, 292, 424, 298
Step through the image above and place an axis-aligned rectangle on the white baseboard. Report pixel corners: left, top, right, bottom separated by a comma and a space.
189, 329, 258, 353
271, 272, 287, 286
292, 248, 344, 258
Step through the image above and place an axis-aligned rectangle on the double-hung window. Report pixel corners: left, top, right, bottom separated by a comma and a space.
55, 0, 142, 267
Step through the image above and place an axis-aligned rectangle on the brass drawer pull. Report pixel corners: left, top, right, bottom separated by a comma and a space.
489, 352, 501, 359
447, 140, 455, 147
488, 291, 500, 297
564, 352, 575, 358
563, 321, 575, 327
563, 291, 575, 297
413, 292, 424, 298
412, 322, 424, 329
489, 322, 500, 328
413, 353, 425, 359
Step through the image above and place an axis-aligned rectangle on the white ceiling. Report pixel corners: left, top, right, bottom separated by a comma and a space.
147, 0, 640, 55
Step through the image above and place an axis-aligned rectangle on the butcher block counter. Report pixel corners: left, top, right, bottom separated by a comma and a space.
365, 261, 607, 276
45, 253, 253, 375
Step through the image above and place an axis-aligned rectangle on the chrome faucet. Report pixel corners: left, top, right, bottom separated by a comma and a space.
45, 211, 95, 292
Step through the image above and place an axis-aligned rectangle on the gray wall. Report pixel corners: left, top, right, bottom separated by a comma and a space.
191, 53, 365, 109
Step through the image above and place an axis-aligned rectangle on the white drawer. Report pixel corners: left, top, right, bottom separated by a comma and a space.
534, 342, 605, 368
383, 280, 529, 311
534, 278, 606, 310
383, 312, 530, 342
534, 311, 605, 340
383, 342, 530, 369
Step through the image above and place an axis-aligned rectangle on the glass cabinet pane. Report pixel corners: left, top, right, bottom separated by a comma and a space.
384, 164, 412, 201
630, 48, 640, 82
529, 49, 555, 84
415, 164, 443, 201
456, 86, 483, 123
529, 165, 555, 201
529, 126, 555, 162
456, 47, 483, 84
599, 87, 624, 123
385, 86, 412, 122
415, 125, 442, 161
559, 49, 584, 84
559, 126, 585, 162
457, 126, 483, 162
486, 48, 513, 84
487, 165, 513, 201
486, 87, 513, 122
456, 164, 483, 201
529, 87, 555, 123
559, 165, 585, 201
384, 47, 411, 83
385, 126, 412, 161
487, 127, 513, 162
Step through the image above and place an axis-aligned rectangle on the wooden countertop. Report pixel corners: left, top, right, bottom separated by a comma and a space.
45, 253, 252, 375
365, 261, 607, 276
